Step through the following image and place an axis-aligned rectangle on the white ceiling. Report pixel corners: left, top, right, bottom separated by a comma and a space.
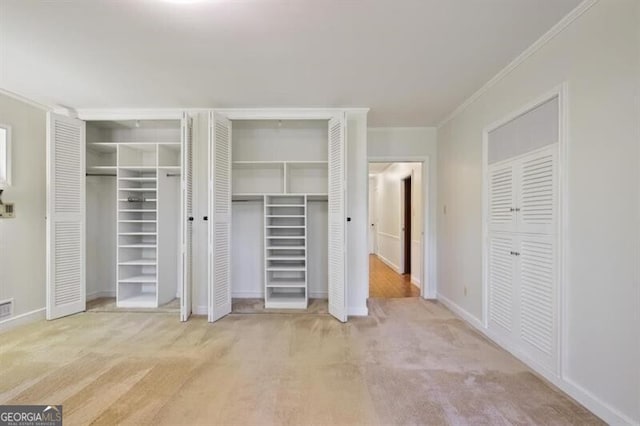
0, 0, 582, 126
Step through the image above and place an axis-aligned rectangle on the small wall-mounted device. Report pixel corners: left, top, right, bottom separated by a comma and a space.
0, 189, 15, 218
0, 203, 15, 218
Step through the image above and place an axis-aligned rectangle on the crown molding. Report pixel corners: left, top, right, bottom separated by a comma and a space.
0, 87, 55, 111
436, 0, 599, 128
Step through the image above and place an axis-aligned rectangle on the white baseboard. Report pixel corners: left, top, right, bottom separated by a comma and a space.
437, 293, 484, 330
194, 305, 207, 315
309, 291, 328, 299
411, 275, 421, 286
0, 307, 45, 333
86, 290, 116, 301
436, 293, 636, 426
348, 306, 368, 316
377, 253, 400, 273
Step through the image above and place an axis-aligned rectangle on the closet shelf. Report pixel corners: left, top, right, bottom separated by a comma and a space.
119, 244, 157, 248
117, 293, 157, 308
119, 209, 157, 213
266, 236, 305, 239
266, 215, 305, 218
118, 259, 157, 265
266, 204, 306, 208
267, 256, 305, 261
119, 232, 157, 236
118, 275, 157, 283
267, 245, 306, 250
118, 220, 157, 223
118, 198, 157, 202
266, 266, 306, 271
266, 225, 305, 229
267, 282, 306, 288
118, 177, 157, 181
118, 188, 157, 192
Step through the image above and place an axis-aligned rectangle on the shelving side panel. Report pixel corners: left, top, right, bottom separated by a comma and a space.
157, 168, 181, 306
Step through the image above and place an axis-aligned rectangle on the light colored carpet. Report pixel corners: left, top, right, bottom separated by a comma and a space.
86, 297, 180, 314
0, 298, 602, 425
232, 298, 328, 314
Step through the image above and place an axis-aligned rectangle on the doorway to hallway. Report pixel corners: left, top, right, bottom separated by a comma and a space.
368, 162, 422, 298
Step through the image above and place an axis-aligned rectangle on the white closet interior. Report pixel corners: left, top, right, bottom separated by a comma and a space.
230, 120, 329, 309
85, 120, 183, 309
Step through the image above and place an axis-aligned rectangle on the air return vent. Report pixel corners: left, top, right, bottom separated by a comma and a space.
0, 299, 13, 319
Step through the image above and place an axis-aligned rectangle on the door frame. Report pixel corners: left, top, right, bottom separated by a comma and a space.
400, 173, 412, 275
481, 84, 568, 376
366, 156, 436, 299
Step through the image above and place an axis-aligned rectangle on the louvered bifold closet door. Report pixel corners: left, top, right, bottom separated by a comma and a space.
208, 112, 232, 322
46, 113, 86, 320
487, 234, 517, 337
328, 114, 347, 322
518, 235, 557, 370
488, 162, 516, 233
517, 146, 557, 235
180, 114, 193, 321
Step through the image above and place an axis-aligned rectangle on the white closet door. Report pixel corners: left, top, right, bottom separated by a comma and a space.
487, 234, 516, 336
518, 234, 557, 371
327, 114, 347, 322
46, 113, 86, 320
180, 114, 193, 322
488, 162, 516, 233
517, 146, 557, 235
209, 112, 232, 322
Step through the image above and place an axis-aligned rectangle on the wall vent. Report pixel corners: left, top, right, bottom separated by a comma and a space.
0, 299, 13, 319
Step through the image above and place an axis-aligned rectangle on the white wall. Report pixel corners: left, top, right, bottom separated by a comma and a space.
371, 162, 422, 287
436, 1, 640, 423
0, 93, 46, 328
367, 127, 437, 297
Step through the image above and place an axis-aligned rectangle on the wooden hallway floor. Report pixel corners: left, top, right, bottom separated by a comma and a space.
369, 254, 420, 298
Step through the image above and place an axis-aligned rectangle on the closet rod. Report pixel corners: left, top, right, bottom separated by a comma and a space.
167, 173, 181, 177
86, 173, 116, 177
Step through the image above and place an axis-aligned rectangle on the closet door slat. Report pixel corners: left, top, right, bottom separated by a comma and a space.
209, 112, 233, 322
181, 114, 193, 321
46, 112, 86, 320
327, 114, 347, 322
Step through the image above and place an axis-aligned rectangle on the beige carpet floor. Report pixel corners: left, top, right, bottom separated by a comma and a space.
0, 298, 601, 425
232, 298, 328, 314
86, 297, 180, 314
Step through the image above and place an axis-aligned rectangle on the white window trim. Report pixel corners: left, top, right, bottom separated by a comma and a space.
0, 123, 11, 188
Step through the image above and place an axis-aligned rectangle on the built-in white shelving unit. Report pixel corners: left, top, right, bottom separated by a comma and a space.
86, 120, 182, 309
117, 144, 159, 308
264, 195, 308, 309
